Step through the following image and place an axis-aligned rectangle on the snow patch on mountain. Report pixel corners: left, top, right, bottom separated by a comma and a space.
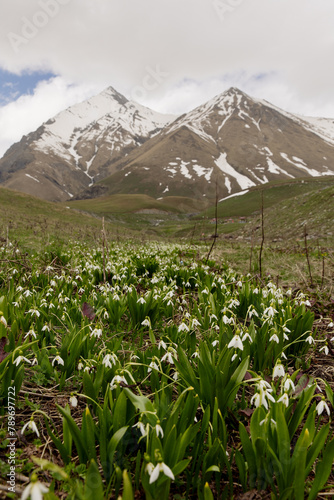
215, 153, 256, 190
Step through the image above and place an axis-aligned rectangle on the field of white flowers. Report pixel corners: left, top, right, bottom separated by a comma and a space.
0, 240, 333, 499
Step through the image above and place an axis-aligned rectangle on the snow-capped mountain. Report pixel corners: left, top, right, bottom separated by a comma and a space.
95, 87, 334, 202
0, 86, 175, 201
1, 86, 334, 204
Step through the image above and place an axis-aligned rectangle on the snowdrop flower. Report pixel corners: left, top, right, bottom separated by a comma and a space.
21, 473, 49, 500
319, 345, 329, 355
135, 421, 148, 437
191, 318, 201, 328
283, 376, 295, 393
161, 349, 176, 364
242, 332, 253, 343
41, 324, 50, 332
155, 421, 164, 438
277, 392, 289, 407
77, 361, 84, 371
149, 461, 175, 484
269, 333, 280, 344
212, 340, 219, 347
248, 308, 259, 318
263, 305, 278, 317
145, 461, 155, 476
14, 354, 31, 366
28, 308, 40, 318
137, 297, 146, 304
328, 322, 334, 328
141, 318, 151, 328
251, 382, 275, 410
178, 322, 189, 333
316, 399, 331, 416
23, 290, 33, 298
70, 394, 78, 407
52, 354, 64, 366
102, 353, 118, 369
272, 362, 285, 379
24, 328, 37, 339
22, 417, 40, 437
228, 334, 243, 350
158, 340, 167, 350
90, 328, 102, 338
110, 374, 127, 390
148, 361, 159, 373
0, 315, 7, 327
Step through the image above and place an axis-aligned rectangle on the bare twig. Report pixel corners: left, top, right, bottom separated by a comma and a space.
303, 225, 313, 286
259, 190, 265, 278
206, 180, 219, 264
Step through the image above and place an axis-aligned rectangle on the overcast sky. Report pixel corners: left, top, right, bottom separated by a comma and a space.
0, 0, 334, 157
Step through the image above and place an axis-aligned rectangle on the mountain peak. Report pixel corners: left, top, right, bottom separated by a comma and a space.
100, 85, 129, 105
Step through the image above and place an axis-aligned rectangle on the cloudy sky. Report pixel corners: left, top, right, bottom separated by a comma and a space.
0, 0, 334, 157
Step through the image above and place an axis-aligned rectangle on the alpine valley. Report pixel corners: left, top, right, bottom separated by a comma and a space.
1, 86, 334, 210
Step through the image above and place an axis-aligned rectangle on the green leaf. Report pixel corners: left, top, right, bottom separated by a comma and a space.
124, 388, 155, 417
122, 469, 134, 500
84, 459, 105, 500
239, 422, 257, 489
204, 482, 214, 500
308, 439, 334, 500
56, 404, 87, 464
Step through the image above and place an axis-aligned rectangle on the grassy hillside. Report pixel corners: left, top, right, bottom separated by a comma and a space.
0, 187, 141, 250
67, 193, 208, 215
202, 176, 334, 219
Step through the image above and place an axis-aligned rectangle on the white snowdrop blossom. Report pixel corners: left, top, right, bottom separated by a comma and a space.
0, 315, 7, 327
110, 374, 127, 390
305, 335, 314, 344
178, 322, 189, 333
272, 362, 285, 379
24, 328, 37, 339
158, 340, 167, 350
269, 333, 280, 344
316, 399, 331, 416
133, 420, 147, 437
14, 354, 31, 366
251, 381, 275, 410
283, 376, 295, 393
28, 308, 40, 318
70, 394, 78, 407
148, 361, 159, 373
277, 392, 289, 407
149, 461, 175, 484
161, 348, 176, 364
52, 354, 64, 366
228, 334, 244, 350
90, 328, 102, 338
21, 473, 49, 500
212, 340, 219, 347
22, 417, 40, 437
319, 345, 329, 356
141, 318, 151, 328
155, 422, 164, 438
191, 318, 201, 328
102, 353, 118, 369
137, 297, 146, 304
263, 305, 278, 317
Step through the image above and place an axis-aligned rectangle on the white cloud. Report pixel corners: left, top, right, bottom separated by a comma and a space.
0, 77, 103, 156
1, 0, 334, 156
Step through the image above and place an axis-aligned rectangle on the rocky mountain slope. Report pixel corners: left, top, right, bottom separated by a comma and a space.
1, 86, 334, 204
92, 87, 334, 202
0, 86, 174, 201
